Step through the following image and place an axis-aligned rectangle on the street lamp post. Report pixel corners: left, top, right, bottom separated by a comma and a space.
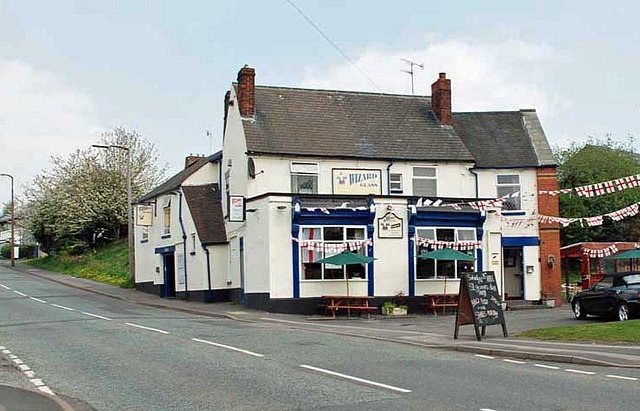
93, 144, 134, 282
0, 173, 15, 267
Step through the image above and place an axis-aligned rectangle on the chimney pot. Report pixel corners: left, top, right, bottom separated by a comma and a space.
185, 155, 204, 169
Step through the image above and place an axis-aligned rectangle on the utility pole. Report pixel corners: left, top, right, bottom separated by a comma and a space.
401, 58, 424, 95
92, 144, 134, 282
0, 173, 15, 267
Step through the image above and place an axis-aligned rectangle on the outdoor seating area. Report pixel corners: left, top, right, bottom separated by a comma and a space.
320, 295, 378, 319
423, 293, 459, 316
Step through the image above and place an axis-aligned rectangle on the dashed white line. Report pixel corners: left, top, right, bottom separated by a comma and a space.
29, 296, 47, 303
25, 370, 36, 378
192, 338, 264, 358
82, 312, 112, 321
480, 409, 498, 411
125, 323, 170, 334
12, 358, 24, 365
534, 364, 559, 370
300, 364, 412, 393
30, 378, 45, 387
475, 354, 495, 359
13, 290, 27, 297
50, 303, 74, 311
503, 359, 526, 364
0, 284, 11, 290
606, 374, 638, 381
18, 364, 30, 371
565, 369, 596, 375
39, 386, 55, 395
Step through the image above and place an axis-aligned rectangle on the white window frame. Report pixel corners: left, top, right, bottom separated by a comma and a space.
390, 173, 403, 193
412, 166, 438, 196
415, 227, 477, 280
496, 174, 522, 210
291, 162, 319, 194
162, 198, 171, 236
300, 225, 368, 281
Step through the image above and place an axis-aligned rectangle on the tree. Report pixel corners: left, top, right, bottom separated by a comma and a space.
26, 127, 166, 253
556, 137, 640, 246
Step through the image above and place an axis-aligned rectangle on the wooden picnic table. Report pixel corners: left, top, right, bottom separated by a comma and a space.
321, 295, 378, 318
423, 293, 459, 316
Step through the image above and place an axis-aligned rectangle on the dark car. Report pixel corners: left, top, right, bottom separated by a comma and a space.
572, 272, 640, 321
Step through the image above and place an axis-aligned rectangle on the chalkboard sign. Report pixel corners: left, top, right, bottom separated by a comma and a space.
454, 271, 508, 341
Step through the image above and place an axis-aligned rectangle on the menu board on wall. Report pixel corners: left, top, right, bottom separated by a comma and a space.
454, 271, 508, 341
332, 169, 382, 195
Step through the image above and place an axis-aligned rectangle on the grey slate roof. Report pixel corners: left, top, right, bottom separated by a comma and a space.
137, 151, 222, 203
182, 184, 227, 245
240, 85, 475, 162
452, 110, 556, 168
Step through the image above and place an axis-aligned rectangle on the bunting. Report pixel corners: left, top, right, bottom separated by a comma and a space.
293, 238, 372, 253
540, 173, 640, 197
538, 202, 640, 227
413, 237, 482, 250
581, 244, 619, 258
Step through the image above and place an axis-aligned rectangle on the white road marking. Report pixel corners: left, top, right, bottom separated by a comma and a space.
50, 303, 74, 311
1, 349, 11, 354
565, 369, 596, 375
475, 354, 495, 359
18, 364, 30, 371
30, 378, 44, 386
29, 297, 47, 303
606, 374, 638, 381
0, 284, 10, 290
39, 386, 55, 395
82, 312, 112, 321
503, 359, 526, 364
300, 364, 412, 393
12, 358, 24, 365
192, 338, 264, 358
480, 409, 498, 411
13, 290, 27, 297
8, 354, 17, 359
0, 346, 4, 349
125, 323, 170, 334
25, 370, 36, 378
534, 364, 559, 370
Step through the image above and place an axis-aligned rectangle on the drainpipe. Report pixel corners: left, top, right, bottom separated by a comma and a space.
177, 190, 189, 300
469, 167, 479, 197
386, 160, 394, 195
202, 243, 213, 302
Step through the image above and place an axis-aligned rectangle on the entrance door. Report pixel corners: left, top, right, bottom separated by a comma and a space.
163, 253, 176, 298
503, 247, 523, 299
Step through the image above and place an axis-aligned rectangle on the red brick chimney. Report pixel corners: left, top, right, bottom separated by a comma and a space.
237, 65, 255, 117
185, 155, 203, 169
431, 72, 452, 125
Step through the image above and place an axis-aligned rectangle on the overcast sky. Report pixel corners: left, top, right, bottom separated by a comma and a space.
1, 0, 639, 205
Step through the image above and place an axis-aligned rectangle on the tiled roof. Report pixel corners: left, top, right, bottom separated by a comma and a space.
452, 110, 556, 168
137, 151, 222, 203
240, 85, 474, 162
182, 184, 227, 245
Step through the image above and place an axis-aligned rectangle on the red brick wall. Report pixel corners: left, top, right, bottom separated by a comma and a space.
537, 167, 562, 305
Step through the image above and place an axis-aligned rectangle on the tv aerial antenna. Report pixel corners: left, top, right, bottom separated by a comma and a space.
206, 130, 214, 154
401, 58, 424, 95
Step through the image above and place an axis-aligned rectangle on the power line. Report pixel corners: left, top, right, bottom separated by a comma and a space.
284, 0, 383, 92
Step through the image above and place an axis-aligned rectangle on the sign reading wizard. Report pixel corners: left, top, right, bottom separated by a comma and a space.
454, 271, 508, 341
377, 212, 403, 238
332, 169, 382, 195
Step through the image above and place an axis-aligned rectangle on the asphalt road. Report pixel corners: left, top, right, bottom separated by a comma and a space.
1, 267, 639, 411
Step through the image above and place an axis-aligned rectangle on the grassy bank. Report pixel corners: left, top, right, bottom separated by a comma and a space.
27, 240, 133, 288
519, 320, 640, 343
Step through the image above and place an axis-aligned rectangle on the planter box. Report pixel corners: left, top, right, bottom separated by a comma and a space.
382, 306, 408, 316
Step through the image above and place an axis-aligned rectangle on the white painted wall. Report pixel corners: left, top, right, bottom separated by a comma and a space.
523, 245, 541, 300
245, 156, 476, 198
371, 200, 409, 296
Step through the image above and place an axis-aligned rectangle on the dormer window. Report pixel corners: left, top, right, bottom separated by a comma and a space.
291, 162, 318, 194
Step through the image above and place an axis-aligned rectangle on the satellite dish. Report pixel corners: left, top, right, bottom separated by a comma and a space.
248, 157, 256, 178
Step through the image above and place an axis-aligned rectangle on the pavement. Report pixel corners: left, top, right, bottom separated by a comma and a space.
2, 260, 640, 410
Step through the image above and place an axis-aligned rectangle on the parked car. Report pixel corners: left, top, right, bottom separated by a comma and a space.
572, 272, 640, 321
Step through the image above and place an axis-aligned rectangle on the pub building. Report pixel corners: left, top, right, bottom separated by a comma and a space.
133, 66, 562, 313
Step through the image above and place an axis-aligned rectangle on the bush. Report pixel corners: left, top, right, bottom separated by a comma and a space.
0, 243, 39, 259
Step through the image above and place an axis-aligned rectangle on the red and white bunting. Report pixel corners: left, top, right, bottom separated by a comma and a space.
538, 201, 640, 227
581, 244, 618, 258
541, 173, 640, 197
413, 237, 482, 250
293, 238, 373, 253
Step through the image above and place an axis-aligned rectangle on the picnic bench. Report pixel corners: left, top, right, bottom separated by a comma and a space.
423, 293, 459, 316
321, 295, 378, 319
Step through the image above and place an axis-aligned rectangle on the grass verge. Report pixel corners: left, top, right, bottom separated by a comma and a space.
519, 320, 640, 343
27, 240, 133, 288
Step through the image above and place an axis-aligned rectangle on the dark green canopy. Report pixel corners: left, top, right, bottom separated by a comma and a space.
605, 249, 640, 260
417, 248, 475, 261
315, 250, 375, 265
